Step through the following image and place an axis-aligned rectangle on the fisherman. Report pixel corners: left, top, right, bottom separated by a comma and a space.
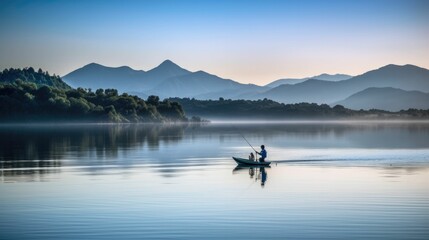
256, 145, 267, 162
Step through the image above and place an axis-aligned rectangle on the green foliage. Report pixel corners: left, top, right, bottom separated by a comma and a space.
0, 67, 71, 89
0, 69, 188, 123
147, 95, 160, 106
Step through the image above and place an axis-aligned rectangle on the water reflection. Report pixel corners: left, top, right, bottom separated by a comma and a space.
203, 121, 429, 148
0, 162, 61, 183
0, 121, 429, 182
233, 166, 269, 187
1, 122, 429, 240
0, 124, 188, 160
0, 124, 190, 181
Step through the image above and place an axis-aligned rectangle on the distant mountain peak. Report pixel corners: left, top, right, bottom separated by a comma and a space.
384, 64, 400, 68
84, 62, 104, 68
117, 65, 136, 71
147, 59, 190, 77
156, 59, 181, 69
194, 70, 208, 75
378, 63, 421, 70
77, 63, 140, 73
358, 64, 427, 79
161, 59, 174, 64
314, 73, 344, 77
375, 64, 405, 71
311, 73, 353, 81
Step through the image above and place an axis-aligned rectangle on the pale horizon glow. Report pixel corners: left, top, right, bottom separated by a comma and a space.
0, 0, 428, 85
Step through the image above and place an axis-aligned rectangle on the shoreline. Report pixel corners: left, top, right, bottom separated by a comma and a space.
1, 119, 429, 127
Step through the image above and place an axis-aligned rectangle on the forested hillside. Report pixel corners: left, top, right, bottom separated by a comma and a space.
170, 97, 429, 120
0, 67, 71, 89
0, 68, 187, 123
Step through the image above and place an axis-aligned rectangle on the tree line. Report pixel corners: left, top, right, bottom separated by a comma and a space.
0, 68, 188, 122
0, 67, 70, 90
170, 97, 429, 119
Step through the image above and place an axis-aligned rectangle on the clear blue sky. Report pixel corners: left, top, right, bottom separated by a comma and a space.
0, 0, 428, 84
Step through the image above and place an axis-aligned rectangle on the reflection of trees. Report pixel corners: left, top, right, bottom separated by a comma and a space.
146, 124, 185, 150
0, 124, 187, 161
0, 162, 61, 183
1, 122, 428, 181
67, 124, 187, 157
0, 124, 188, 180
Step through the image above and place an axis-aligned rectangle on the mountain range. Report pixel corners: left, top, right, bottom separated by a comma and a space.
334, 87, 429, 111
265, 73, 352, 88
62, 61, 429, 111
64, 60, 266, 99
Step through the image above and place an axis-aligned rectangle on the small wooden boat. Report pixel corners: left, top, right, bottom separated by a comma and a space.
232, 157, 271, 166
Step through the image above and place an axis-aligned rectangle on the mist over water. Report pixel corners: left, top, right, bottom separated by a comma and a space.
0, 121, 428, 239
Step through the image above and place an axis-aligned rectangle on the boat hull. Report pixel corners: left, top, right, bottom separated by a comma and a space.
232, 157, 271, 166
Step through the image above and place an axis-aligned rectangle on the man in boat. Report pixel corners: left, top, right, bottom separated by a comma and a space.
256, 145, 267, 162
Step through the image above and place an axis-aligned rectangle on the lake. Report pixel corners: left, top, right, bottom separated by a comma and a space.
0, 121, 429, 239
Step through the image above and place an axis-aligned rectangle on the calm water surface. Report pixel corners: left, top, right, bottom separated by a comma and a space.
0, 122, 429, 239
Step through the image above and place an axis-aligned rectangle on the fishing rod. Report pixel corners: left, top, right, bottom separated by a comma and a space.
240, 133, 257, 153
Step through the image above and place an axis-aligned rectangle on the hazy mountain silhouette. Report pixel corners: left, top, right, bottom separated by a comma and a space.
63, 62, 429, 111
63, 60, 191, 92
194, 83, 269, 100
266, 73, 352, 88
334, 87, 429, 111
148, 70, 243, 98
260, 64, 429, 104
63, 60, 266, 98
314, 73, 353, 81
144, 60, 191, 88
63, 63, 146, 91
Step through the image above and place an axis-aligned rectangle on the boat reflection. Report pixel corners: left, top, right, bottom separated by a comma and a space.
233, 165, 269, 187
